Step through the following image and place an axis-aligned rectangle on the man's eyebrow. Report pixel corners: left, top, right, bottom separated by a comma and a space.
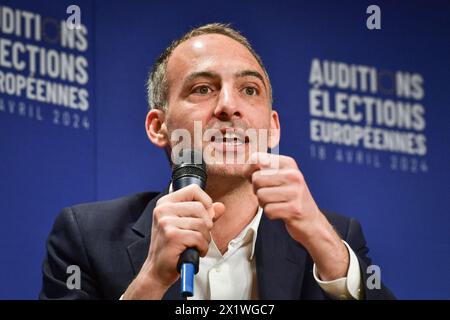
184, 71, 219, 85
236, 70, 267, 89
182, 70, 267, 89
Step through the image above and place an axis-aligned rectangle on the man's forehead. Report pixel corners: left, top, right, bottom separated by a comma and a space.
167, 34, 263, 79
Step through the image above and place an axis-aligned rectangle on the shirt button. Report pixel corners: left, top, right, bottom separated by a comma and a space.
215, 267, 221, 273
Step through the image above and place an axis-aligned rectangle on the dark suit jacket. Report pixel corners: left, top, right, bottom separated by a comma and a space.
40, 188, 395, 300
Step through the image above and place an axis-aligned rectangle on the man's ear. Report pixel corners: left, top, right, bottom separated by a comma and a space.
145, 108, 169, 148
268, 109, 281, 148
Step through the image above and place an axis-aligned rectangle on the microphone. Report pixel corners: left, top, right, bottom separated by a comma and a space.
172, 149, 207, 297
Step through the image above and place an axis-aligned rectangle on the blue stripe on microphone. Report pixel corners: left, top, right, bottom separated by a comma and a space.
180, 262, 195, 297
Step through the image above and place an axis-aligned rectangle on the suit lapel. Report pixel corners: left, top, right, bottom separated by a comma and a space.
126, 185, 185, 300
255, 214, 307, 299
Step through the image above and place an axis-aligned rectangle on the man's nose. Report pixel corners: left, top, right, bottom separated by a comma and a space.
213, 85, 242, 120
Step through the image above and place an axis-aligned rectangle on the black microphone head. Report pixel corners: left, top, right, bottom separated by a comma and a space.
171, 149, 207, 188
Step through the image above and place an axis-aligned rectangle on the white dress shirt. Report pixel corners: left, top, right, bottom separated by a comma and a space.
188, 207, 263, 300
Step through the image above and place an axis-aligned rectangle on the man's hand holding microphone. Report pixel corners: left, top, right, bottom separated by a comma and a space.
123, 151, 225, 300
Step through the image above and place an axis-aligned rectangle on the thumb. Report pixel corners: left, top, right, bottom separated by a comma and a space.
211, 202, 225, 222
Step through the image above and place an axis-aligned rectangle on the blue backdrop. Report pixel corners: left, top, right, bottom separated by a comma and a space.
0, 0, 449, 299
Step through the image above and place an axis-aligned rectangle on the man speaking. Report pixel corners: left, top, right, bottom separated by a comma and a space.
40, 23, 394, 300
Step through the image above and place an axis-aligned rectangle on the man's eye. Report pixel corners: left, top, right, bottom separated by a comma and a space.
193, 86, 211, 95
243, 87, 258, 96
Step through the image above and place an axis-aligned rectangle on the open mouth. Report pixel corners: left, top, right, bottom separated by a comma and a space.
210, 128, 250, 152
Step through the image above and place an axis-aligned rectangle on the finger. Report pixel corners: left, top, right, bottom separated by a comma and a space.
157, 184, 212, 209
169, 228, 210, 257
262, 202, 293, 221
243, 152, 272, 178
155, 201, 212, 226
252, 168, 303, 191
159, 216, 211, 242
255, 186, 295, 205
244, 153, 297, 179
211, 202, 225, 222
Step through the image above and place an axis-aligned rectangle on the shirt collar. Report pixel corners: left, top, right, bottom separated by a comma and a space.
245, 206, 263, 260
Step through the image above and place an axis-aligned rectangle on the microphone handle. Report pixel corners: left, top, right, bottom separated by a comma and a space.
172, 176, 206, 297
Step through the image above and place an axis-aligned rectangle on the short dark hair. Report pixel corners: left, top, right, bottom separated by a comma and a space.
147, 23, 273, 111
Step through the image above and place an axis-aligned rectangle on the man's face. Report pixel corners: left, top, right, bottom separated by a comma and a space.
163, 33, 280, 178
